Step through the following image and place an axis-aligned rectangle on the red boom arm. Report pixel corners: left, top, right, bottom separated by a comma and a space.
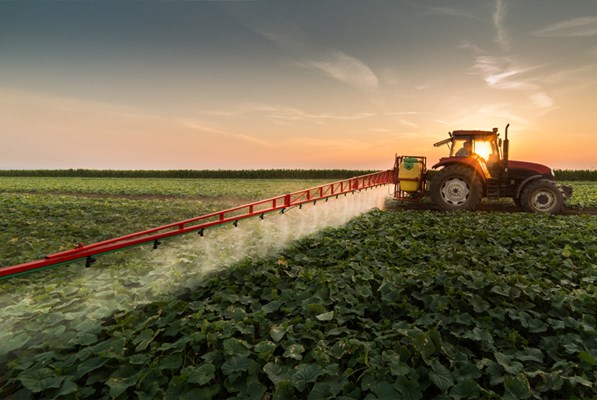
0, 170, 394, 279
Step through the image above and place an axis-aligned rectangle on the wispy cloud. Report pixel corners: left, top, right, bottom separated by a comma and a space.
533, 16, 597, 37
204, 104, 376, 123
225, 5, 379, 91
183, 120, 275, 148
201, 104, 422, 124
529, 93, 555, 109
471, 55, 540, 90
400, 119, 418, 129
493, 0, 509, 51
299, 51, 379, 91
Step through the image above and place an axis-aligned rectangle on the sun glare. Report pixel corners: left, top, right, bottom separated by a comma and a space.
474, 141, 493, 161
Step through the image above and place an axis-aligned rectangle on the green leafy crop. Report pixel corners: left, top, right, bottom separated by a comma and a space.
2, 209, 595, 399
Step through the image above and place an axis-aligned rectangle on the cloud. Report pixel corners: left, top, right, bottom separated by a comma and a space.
184, 120, 274, 148
470, 56, 539, 90
533, 17, 597, 37
530, 93, 555, 109
300, 51, 379, 91
224, 5, 379, 91
493, 0, 509, 51
400, 119, 418, 129
203, 104, 423, 122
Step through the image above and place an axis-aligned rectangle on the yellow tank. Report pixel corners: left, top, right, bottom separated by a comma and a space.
399, 157, 423, 192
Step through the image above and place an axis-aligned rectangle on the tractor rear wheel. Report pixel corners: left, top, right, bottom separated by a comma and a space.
520, 179, 564, 214
430, 165, 483, 211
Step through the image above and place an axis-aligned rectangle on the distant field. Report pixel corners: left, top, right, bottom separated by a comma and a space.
0, 177, 331, 200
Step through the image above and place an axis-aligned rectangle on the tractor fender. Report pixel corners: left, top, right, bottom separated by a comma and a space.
515, 175, 543, 199
432, 157, 486, 181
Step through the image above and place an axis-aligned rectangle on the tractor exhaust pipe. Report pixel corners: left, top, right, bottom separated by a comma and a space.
503, 123, 510, 177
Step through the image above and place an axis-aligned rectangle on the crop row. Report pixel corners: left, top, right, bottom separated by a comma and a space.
1, 209, 595, 399
0, 177, 331, 200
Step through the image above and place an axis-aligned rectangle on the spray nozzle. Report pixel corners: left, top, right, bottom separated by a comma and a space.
85, 256, 96, 268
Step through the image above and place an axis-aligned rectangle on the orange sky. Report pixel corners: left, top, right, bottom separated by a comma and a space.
1, 1, 596, 170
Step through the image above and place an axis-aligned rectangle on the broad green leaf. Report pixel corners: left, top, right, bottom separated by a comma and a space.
263, 362, 290, 385
578, 351, 596, 366
221, 355, 250, 375
316, 311, 334, 321
223, 337, 250, 356
106, 365, 138, 398
52, 378, 78, 399
262, 300, 282, 314
494, 352, 523, 374
307, 382, 334, 400
0, 332, 31, 355
188, 363, 216, 385
283, 343, 305, 360
503, 374, 531, 399
76, 357, 108, 378
292, 364, 323, 392
395, 376, 423, 400
159, 353, 183, 370
567, 375, 593, 387
429, 359, 454, 391
254, 340, 277, 356
372, 381, 400, 399
18, 368, 64, 393
449, 379, 480, 399
270, 324, 288, 342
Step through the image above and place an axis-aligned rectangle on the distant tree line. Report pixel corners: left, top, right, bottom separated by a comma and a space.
0, 168, 594, 180
553, 169, 597, 181
0, 169, 379, 180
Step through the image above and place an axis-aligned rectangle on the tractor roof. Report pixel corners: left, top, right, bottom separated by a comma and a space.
452, 130, 497, 137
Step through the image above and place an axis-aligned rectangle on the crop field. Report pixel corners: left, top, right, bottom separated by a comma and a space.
0, 177, 596, 399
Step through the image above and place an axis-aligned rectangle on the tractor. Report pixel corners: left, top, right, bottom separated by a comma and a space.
395, 124, 573, 213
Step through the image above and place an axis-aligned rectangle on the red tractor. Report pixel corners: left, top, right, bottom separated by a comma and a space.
395, 124, 573, 213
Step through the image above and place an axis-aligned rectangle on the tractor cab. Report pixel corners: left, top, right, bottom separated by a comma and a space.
435, 129, 501, 165
434, 128, 504, 180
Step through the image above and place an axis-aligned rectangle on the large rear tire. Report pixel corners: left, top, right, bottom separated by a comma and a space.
430, 165, 483, 211
520, 179, 564, 214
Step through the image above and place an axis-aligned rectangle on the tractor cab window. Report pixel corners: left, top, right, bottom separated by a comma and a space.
473, 140, 492, 161
451, 139, 471, 157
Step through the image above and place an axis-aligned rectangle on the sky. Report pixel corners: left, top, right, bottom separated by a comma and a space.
1, 0, 596, 170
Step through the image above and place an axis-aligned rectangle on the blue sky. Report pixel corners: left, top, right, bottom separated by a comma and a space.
1, 1, 596, 169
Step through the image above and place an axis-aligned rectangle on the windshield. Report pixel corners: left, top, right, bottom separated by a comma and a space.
450, 137, 499, 161
451, 139, 471, 157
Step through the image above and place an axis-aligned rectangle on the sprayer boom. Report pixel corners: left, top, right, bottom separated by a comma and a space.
0, 170, 394, 279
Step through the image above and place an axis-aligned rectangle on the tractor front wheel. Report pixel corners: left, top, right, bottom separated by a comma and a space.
520, 179, 564, 214
430, 166, 483, 211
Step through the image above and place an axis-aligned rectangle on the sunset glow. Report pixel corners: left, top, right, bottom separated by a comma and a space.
1, 1, 596, 170
474, 141, 494, 161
